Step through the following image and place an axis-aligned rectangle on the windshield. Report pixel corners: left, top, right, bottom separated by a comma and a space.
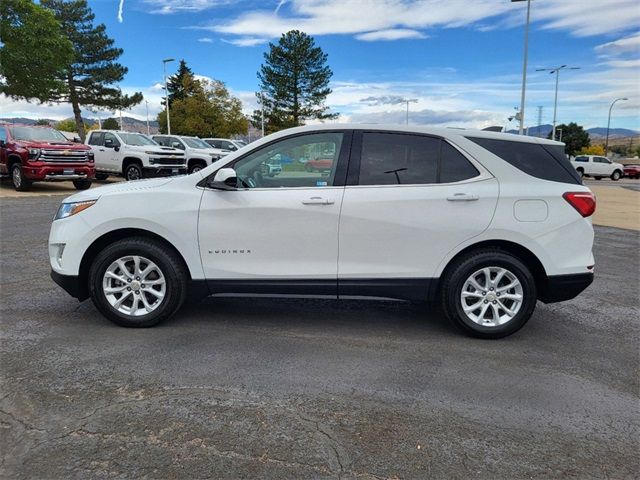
119, 133, 157, 146
182, 137, 210, 149
9, 126, 68, 142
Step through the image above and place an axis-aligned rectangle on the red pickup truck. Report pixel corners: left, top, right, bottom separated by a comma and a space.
0, 123, 95, 191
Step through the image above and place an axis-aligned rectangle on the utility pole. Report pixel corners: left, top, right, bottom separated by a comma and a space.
404, 99, 418, 125
119, 109, 123, 131
536, 65, 580, 140
145, 100, 150, 136
512, 0, 532, 135
162, 58, 175, 135
536, 106, 543, 137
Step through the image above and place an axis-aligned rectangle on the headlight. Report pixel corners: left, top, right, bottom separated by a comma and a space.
87, 152, 95, 163
54, 200, 97, 220
28, 148, 41, 160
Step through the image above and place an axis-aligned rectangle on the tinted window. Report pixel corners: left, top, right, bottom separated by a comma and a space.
595, 157, 610, 164
209, 140, 222, 148
574, 156, 588, 162
232, 132, 343, 189
440, 142, 479, 183
0, 127, 6, 143
359, 133, 439, 185
103, 132, 120, 147
88, 132, 104, 146
467, 137, 581, 185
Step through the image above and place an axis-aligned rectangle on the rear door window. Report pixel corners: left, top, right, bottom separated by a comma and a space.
440, 141, 480, 183
466, 137, 581, 184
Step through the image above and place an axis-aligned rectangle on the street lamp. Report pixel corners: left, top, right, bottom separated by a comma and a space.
145, 100, 150, 136
605, 97, 628, 157
162, 58, 175, 135
536, 65, 580, 140
512, 0, 532, 135
404, 99, 418, 125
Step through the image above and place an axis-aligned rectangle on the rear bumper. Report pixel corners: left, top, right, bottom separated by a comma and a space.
539, 272, 594, 303
51, 270, 88, 301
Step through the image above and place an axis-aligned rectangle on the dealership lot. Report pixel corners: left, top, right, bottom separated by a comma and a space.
1, 194, 639, 478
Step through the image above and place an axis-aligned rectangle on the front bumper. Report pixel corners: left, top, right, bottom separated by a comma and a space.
24, 164, 95, 181
143, 166, 187, 177
539, 272, 594, 303
51, 270, 88, 300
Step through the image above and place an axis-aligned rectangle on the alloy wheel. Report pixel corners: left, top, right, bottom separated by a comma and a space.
460, 266, 523, 327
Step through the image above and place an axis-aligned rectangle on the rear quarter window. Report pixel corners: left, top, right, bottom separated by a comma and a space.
466, 137, 581, 185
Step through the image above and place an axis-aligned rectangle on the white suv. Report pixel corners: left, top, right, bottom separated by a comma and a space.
49, 125, 595, 338
570, 155, 624, 181
153, 135, 224, 174
86, 130, 186, 181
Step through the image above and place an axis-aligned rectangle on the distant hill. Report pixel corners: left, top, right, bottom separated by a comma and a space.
0, 116, 159, 134
506, 124, 638, 138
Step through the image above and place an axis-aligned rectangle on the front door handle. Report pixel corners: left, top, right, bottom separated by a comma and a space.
302, 196, 334, 205
447, 193, 479, 202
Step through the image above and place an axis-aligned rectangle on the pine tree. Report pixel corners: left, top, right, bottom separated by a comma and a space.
166, 60, 198, 106
41, 0, 142, 141
0, 0, 73, 102
102, 118, 119, 130
254, 30, 337, 133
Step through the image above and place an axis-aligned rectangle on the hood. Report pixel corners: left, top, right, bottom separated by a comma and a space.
62, 177, 175, 203
125, 144, 182, 154
19, 140, 90, 150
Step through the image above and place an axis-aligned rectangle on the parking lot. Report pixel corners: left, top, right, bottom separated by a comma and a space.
1, 190, 638, 479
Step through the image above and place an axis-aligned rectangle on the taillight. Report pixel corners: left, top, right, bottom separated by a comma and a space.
563, 192, 596, 217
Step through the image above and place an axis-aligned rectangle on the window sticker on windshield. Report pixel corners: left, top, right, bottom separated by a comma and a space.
316, 180, 328, 187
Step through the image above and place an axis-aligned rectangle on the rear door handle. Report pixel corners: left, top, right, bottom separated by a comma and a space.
302, 196, 334, 205
447, 193, 479, 202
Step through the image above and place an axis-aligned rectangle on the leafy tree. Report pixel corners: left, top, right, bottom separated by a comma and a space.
578, 144, 605, 156
0, 0, 73, 102
253, 30, 337, 133
548, 122, 590, 157
166, 60, 199, 106
35, 119, 52, 126
57, 118, 91, 132
158, 78, 247, 138
102, 117, 120, 130
41, 0, 142, 142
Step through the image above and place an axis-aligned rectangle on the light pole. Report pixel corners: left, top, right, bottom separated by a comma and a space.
512, 0, 532, 135
404, 99, 418, 125
536, 65, 580, 140
145, 100, 150, 136
162, 58, 175, 135
605, 97, 628, 157
257, 91, 265, 137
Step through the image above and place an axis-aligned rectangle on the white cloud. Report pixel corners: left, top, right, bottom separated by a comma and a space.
143, 0, 226, 15
117, 0, 125, 23
197, 37, 214, 43
356, 29, 426, 42
221, 37, 269, 47
595, 32, 640, 56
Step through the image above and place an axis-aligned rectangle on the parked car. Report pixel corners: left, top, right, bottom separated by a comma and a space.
86, 130, 186, 181
623, 164, 640, 179
305, 157, 334, 172
202, 138, 245, 153
570, 155, 624, 180
49, 124, 595, 339
153, 135, 223, 174
0, 123, 94, 191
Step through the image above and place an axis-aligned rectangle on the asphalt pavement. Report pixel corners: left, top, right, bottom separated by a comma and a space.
1, 195, 639, 479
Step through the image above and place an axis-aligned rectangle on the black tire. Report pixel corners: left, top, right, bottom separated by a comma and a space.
95, 173, 109, 181
188, 162, 206, 174
124, 163, 143, 181
440, 249, 537, 339
594, 177, 602, 180
576, 168, 584, 178
611, 170, 621, 181
10, 163, 32, 192
88, 237, 188, 327
73, 179, 92, 190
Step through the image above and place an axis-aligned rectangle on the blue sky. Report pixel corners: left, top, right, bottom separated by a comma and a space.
2, 0, 639, 130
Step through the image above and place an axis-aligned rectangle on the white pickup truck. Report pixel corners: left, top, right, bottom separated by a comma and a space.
86, 130, 186, 181
152, 135, 225, 174
571, 155, 624, 181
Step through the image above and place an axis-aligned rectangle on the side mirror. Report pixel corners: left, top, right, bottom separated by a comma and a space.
172, 142, 184, 150
209, 168, 237, 190
73, 137, 81, 143
0, 140, 5, 148
104, 139, 114, 148
114, 146, 120, 152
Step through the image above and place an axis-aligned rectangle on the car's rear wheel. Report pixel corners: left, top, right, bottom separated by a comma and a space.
88, 237, 188, 327
440, 249, 537, 339
11, 163, 32, 192
95, 173, 109, 181
611, 170, 621, 181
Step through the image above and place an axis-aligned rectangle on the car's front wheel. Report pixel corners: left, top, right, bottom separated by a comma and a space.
124, 164, 143, 181
440, 249, 537, 339
88, 237, 188, 327
611, 170, 622, 181
11, 163, 32, 192
73, 179, 92, 190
